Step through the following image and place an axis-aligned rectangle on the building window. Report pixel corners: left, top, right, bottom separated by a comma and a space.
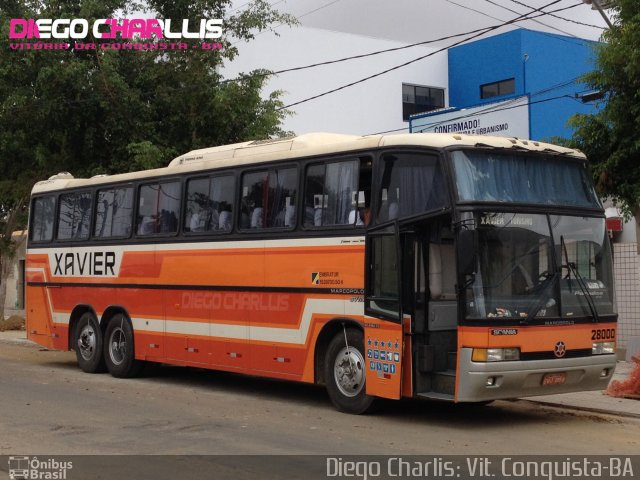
480, 78, 515, 99
402, 84, 445, 121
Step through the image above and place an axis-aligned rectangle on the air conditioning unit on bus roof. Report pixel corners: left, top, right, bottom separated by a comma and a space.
48, 172, 74, 180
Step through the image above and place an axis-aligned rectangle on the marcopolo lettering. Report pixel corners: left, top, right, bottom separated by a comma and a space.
53, 251, 117, 276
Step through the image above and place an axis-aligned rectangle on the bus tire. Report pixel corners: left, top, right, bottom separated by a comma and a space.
103, 314, 143, 378
325, 328, 375, 414
74, 312, 106, 373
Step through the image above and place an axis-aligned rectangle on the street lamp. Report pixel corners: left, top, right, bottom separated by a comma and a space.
582, 0, 614, 28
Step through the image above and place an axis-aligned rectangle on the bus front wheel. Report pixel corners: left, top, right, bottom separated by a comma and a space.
104, 314, 143, 378
325, 329, 375, 414
74, 312, 106, 373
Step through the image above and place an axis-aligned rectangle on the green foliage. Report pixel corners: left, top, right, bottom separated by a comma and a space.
569, 0, 640, 218
0, 0, 295, 239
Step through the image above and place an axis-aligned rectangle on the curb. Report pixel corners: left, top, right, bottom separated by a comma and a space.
518, 398, 640, 420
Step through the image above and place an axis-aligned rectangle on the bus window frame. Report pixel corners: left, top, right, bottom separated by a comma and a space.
372, 148, 452, 227
134, 178, 183, 239
300, 154, 372, 232
237, 164, 299, 233
182, 173, 236, 237
92, 183, 135, 242
28, 194, 58, 244
55, 189, 95, 243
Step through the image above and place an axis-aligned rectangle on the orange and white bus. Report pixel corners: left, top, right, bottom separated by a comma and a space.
26, 132, 617, 413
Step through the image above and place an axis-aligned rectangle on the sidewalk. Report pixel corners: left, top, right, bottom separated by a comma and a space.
523, 360, 640, 419
0, 329, 33, 347
1, 329, 638, 418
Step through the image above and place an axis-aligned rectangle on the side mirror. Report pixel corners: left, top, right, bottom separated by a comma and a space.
458, 230, 477, 275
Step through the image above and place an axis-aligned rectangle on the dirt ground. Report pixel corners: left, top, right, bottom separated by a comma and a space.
0, 340, 639, 457
0, 315, 25, 331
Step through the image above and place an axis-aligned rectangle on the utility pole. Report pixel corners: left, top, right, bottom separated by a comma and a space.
582, 0, 614, 28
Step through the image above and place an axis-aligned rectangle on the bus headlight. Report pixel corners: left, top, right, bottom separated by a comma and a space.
472, 348, 520, 362
592, 342, 615, 355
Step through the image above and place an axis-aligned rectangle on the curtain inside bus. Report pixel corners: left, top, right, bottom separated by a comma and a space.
377, 152, 448, 222
451, 150, 601, 208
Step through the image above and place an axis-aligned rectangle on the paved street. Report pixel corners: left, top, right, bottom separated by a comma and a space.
1, 341, 639, 459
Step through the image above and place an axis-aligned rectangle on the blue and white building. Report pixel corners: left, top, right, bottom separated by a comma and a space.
410, 29, 600, 142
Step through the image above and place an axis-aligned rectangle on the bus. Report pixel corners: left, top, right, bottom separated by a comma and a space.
26, 132, 617, 414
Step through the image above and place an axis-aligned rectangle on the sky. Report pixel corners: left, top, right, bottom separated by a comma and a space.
274, 0, 609, 44
224, 0, 613, 135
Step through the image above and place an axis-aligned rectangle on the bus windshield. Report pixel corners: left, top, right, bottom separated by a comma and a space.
451, 149, 601, 208
463, 213, 615, 321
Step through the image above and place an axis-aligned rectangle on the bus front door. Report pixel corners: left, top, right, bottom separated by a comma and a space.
412, 221, 458, 400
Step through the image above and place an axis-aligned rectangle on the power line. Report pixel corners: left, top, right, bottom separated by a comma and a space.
222, 25, 504, 85
229, 0, 286, 16
232, 0, 343, 45
2, 2, 586, 118
228, 1, 587, 90
482, 0, 578, 37
445, 0, 589, 46
443, 0, 511, 23
505, 0, 605, 29
276, 0, 568, 111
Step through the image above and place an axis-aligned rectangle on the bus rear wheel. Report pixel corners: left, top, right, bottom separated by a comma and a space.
104, 314, 143, 378
325, 328, 375, 414
74, 312, 106, 373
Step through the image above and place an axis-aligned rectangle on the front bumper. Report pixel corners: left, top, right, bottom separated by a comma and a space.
456, 347, 616, 402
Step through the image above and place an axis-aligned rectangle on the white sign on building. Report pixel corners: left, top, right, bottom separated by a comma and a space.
410, 96, 530, 139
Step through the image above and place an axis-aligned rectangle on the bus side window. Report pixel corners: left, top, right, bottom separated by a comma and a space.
242, 171, 267, 229
57, 191, 92, 241
137, 181, 181, 236
215, 176, 235, 232
303, 159, 361, 227
241, 168, 296, 230
185, 175, 236, 234
95, 187, 134, 238
377, 153, 446, 224
30, 196, 56, 242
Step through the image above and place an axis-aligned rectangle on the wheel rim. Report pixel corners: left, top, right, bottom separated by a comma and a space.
77, 323, 97, 361
108, 326, 127, 366
333, 346, 365, 397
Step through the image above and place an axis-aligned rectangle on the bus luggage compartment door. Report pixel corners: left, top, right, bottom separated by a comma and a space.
363, 320, 403, 399
364, 224, 403, 399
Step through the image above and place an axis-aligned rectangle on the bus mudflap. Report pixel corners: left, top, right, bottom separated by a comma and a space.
364, 320, 403, 400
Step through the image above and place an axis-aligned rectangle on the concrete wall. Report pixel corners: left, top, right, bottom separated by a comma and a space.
613, 243, 640, 358
2, 231, 26, 318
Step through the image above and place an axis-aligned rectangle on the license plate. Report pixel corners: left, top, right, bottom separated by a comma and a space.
542, 372, 566, 386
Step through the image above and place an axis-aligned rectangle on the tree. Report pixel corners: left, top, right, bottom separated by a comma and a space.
0, 0, 295, 319
569, 0, 640, 250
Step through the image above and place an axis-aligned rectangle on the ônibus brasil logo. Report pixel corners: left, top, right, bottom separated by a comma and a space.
9, 18, 223, 40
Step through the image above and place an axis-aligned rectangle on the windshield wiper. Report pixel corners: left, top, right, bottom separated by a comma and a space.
561, 235, 600, 323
